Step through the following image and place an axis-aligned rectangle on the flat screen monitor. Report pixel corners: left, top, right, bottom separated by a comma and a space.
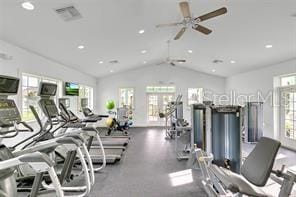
0, 75, 19, 95
65, 82, 79, 96
39, 82, 57, 96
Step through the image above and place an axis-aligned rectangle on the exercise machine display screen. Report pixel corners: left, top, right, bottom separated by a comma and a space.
39, 83, 57, 96
0, 99, 21, 127
39, 99, 59, 117
0, 76, 19, 95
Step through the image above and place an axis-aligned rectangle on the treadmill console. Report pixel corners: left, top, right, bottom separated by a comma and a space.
0, 99, 21, 127
39, 99, 59, 117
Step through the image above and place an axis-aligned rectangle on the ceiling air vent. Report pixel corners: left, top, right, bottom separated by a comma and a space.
109, 60, 119, 64
55, 5, 82, 21
213, 59, 223, 64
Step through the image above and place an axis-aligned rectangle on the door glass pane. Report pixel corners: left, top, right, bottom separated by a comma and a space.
148, 95, 158, 121
282, 89, 296, 140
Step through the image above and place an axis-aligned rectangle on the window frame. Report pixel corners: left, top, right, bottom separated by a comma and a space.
78, 85, 94, 111
146, 85, 176, 123
279, 85, 296, 141
119, 87, 135, 109
187, 88, 203, 106
20, 73, 62, 122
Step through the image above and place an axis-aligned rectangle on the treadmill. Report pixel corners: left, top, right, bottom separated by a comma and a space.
64, 98, 130, 148
37, 82, 123, 164
81, 103, 131, 143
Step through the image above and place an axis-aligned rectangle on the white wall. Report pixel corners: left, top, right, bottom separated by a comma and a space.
96, 65, 226, 126
226, 58, 296, 141
0, 39, 97, 114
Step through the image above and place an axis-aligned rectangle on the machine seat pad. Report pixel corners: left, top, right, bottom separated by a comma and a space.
241, 137, 281, 186
210, 165, 271, 197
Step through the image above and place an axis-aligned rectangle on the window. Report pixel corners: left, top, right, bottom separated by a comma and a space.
188, 88, 203, 105
119, 88, 134, 108
21, 73, 62, 121
146, 86, 175, 93
281, 88, 296, 140
79, 85, 94, 110
281, 75, 296, 86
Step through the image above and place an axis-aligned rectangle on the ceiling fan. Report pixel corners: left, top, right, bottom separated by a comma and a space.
157, 40, 186, 67
156, 1, 227, 40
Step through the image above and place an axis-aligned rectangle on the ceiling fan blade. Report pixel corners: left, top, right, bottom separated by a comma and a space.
156, 22, 182, 28
170, 62, 176, 66
174, 27, 186, 40
193, 24, 212, 35
179, 1, 191, 18
195, 7, 227, 22
171, 59, 186, 63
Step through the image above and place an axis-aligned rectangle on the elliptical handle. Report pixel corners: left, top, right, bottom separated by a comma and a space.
19, 121, 34, 132
29, 105, 43, 131
59, 103, 71, 119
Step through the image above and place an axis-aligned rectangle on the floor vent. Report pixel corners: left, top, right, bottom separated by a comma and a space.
55, 5, 82, 21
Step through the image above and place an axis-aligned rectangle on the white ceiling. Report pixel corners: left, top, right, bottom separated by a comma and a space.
1, 0, 296, 77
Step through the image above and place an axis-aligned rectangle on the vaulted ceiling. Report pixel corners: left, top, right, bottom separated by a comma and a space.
1, 0, 296, 77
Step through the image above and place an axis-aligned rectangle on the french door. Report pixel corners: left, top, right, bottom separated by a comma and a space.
280, 86, 296, 149
147, 93, 174, 124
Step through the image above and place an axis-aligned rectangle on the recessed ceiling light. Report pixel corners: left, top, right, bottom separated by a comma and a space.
138, 29, 145, 34
230, 60, 236, 64
110, 70, 114, 73
143, 61, 147, 64
212, 69, 216, 72
265, 44, 273, 49
22, 1, 34, 10
78, 45, 85, 49
141, 50, 147, 54
188, 50, 193, 54
99, 61, 103, 64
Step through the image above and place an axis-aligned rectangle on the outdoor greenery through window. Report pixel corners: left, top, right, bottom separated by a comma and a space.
188, 88, 203, 105
21, 73, 62, 121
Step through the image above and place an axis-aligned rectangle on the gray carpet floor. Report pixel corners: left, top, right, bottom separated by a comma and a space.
89, 127, 207, 197
15, 127, 296, 196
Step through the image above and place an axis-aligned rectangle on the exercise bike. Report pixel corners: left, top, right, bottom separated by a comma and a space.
105, 108, 132, 136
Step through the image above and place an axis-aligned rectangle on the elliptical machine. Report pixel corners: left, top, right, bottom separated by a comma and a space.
0, 75, 65, 196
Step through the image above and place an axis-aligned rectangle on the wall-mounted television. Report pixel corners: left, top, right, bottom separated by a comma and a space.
65, 82, 79, 96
